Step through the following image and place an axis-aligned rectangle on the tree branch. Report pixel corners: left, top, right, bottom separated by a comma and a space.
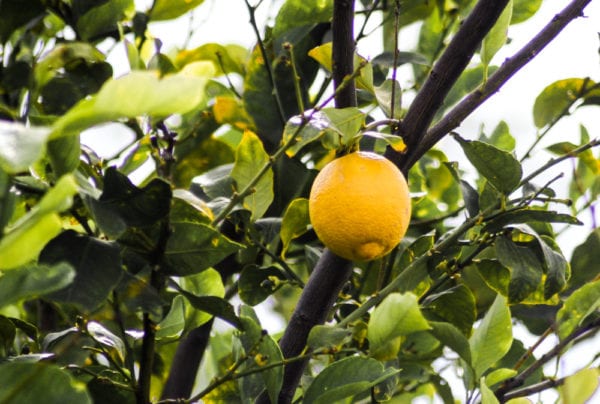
385, 0, 510, 174
404, 0, 593, 172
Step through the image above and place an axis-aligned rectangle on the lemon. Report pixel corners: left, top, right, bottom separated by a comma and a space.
308, 151, 411, 261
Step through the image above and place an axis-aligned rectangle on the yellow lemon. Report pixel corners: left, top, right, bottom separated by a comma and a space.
308, 151, 411, 261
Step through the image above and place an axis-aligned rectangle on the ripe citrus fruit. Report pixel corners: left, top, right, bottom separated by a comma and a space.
309, 151, 411, 262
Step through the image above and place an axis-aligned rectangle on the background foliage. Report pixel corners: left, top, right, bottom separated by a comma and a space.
1, 0, 600, 403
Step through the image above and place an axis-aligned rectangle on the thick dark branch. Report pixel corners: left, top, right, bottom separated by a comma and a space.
403, 0, 593, 171
332, 0, 357, 108
384, 0, 509, 174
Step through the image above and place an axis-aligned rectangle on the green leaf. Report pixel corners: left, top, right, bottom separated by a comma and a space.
238, 265, 285, 306
163, 222, 242, 276
176, 43, 247, 75
51, 63, 214, 139
429, 321, 472, 365
374, 79, 402, 119
149, 0, 205, 21
469, 294, 512, 378
280, 198, 310, 257
511, 0, 543, 24
487, 120, 515, 152
321, 107, 365, 145
424, 284, 476, 337
477, 259, 511, 297
39, 230, 123, 312
454, 134, 522, 194
178, 289, 242, 329
76, 0, 135, 41
303, 356, 399, 404
0, 0, 45, 42
0, 263, 75, 308
533, 78, 596, 128
0, 122, 50, 173
307, 325, 351, 350
156, 295, 185, 340
0, 362, 92, 404
237, 306, 283, 404
496, 235, 543, 304
556, 279, 600, 340
368, 293, 431, 358
480, 377, 500, 404
86, 321, 126, 363
47, 135, 81, 176
272, 0, 333, 44
485, 368, 518, 387
568, 229, 600, 293
0, 175, 78, 270
231, 130, 274, 221
444, 65, 499, 110
481, 0, 513, 67
483, 209, 582, 233
559, 368, 600, 404
180, 268, 225, 329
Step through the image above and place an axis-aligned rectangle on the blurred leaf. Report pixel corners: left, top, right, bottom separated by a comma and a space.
181, 268, 226, 329
569, 229, 600, 292
213, 96, 253, 130
558, 368, 600, 404
469, 294, 512, 378
231, 130, 274, 221
163, 222, 242, 276
76, 0, 135, 41
481, 0, 512, 67
429, 321, 472, 365
424, 284, 476, 336
480, 377, 500, 404
40, 230, 123, 312
237, 306, 283, 404
485, 368, 517, 387
175, 43, 247, 75
511, 0, 543, 24
0, 263, 74, 308
556, 279, 600, 340
0, 0, 45, 42
0, 175, 78, 270
0, 121, 50, 173
86, 321, 125, 363
47, 134, 81, 176
483, 209, 581, 233
454, 134, 522, 194
368, 293, 430, 359
496, 235, 542, 304
0, 362, 92, 403
374, 79, 402, 118
272, 0, 333, 44
303, 356, 399, 404
307, 325, 351, 349
238, 265, 285, 306
280, 198, 310, 257
398, 0, 435, 26
307, 43, 373, 92
533, 78, 597, 128
444, 65, 499, 110
486, 120, 515, 152
178, 288, 242, 329
51, 63, 214, 139
156, 295, 185, 340
173, 137, 235, 189
149, 0, 205, 21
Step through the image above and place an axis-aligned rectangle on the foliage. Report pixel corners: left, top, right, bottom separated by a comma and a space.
0, 0, 599, 403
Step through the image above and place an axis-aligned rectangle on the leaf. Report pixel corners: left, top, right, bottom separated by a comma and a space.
86, 321, 126, 363
156, 295, 185, 340
303, 356, 399, 404
363, 131, 407, 153
469, 294, 512, 378
485, 368, 518, 387
481, 0, 513, 67
477, 259, 511, 297
0, 175, 78, 270
237, 306, 283, 404
444, 65, 499, 110
429, 321, 472, 365
480, 377, 500, 404
496, 235, 543, 304
487, 120, 515, 152
39, 230, 123, 312
231, 130, 274, 221
424, 284, 476, 337
321, 107, 365, 145
180, 268, 225, 329
307, 325, 351, 350
76, 0, 135, 41
374, 79, 402, 118
559, 368, 600, 404
280, 198, 310, 257
149, 0, 205, 21
163, 222, 242, 276
51, 63, 214, 139
178, 288, 242, 330
175, 43, 247, 75
511, 0, 543, 24
368, 293, 431, 358
0, 121, 50, 173
556, 279, 600, 340
533, 78, 596, 128
483, 209, 582, 233
0, 0, 45, 42
0, 263, 75, 308
238, 265, 285, 306
272, 0, 333, 42
454, 134, 522, 194
568, 229, 600, 293
0, 362, 92, 404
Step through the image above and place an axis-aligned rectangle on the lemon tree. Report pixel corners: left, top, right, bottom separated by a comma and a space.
1, 1, 600, 404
